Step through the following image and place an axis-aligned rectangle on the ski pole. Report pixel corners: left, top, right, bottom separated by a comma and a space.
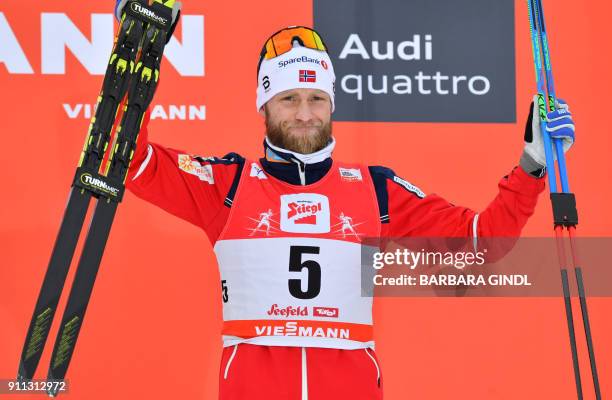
527, 1, 582, 398
528, 0, 602, 398
533, 0, 570, 192
526, 0, 557, 192
533, 0, 602, 398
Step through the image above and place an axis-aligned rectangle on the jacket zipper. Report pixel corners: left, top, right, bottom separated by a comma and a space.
365, 348, 381, 387
223, 344, 238, 380
293, 158, 306, 185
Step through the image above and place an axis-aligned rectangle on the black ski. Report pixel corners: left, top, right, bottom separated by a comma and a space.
17, 7, 145, 381
45, 1, 177, 394
17, 188, 91, 381
17, 0, 179, 390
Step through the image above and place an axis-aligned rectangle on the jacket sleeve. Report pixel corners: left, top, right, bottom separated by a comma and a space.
372, 166, 545, 241
126, 117, 243, 244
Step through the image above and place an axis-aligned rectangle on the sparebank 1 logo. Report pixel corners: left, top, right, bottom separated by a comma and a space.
0, 11, 205, 121
313, 0, 516, 123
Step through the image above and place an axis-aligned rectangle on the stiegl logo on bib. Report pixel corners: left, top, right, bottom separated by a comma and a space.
280, 193, 330, 233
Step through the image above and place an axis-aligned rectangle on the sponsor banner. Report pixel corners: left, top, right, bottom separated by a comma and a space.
222, 319, 373, 342
62, 103, 206, 121
314, 0, 516, 122
0, 12, 204, 76
1, 7, 206, 124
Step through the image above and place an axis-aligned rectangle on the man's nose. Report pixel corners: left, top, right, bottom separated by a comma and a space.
295, 100, 315, 122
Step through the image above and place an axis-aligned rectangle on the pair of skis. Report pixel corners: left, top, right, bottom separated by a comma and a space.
17, 0, 180, 396
526, 0, 601, 399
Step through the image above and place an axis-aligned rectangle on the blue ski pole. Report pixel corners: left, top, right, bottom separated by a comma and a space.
533, 0, 571, 193
533, 1, 602, 398
528, 1, 581, 398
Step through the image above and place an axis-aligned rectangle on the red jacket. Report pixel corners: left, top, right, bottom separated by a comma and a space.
126, 122, 545, 246
125, 120, 546, 400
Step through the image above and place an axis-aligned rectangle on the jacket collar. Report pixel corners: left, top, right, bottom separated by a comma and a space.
263, 136, 335, 164
260, 137, 335, 185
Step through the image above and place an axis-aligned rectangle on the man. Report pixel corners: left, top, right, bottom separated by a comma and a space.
126, 26, 575, 400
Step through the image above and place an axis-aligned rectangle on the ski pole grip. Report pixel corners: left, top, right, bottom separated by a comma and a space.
550, 193, 578, 227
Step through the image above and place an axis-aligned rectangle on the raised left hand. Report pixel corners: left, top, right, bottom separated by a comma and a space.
520, 95, 575, 175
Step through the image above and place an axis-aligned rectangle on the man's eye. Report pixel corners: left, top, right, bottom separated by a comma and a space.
282, 96, 295, 101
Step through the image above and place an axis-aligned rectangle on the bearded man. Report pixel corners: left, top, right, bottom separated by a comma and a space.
127, 26, 575, 400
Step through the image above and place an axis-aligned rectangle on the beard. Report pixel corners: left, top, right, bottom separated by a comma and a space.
265, 110, 332, 154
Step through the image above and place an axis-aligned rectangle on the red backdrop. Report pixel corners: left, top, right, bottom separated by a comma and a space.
1, 1, 610, 399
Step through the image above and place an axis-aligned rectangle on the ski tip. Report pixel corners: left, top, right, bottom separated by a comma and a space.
17, 363, 29, 383
46, 372, 57, 397
46, 381, 59, 398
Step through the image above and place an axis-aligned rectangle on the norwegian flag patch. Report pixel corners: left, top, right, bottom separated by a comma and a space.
299, 70, 316, 83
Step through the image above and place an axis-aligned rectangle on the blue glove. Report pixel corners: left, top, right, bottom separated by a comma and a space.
521, 95, 575, 174
546, 102, 575, 143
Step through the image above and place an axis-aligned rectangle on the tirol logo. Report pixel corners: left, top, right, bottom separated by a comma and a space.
266, 304, 308, 317
314, 0, 516, 122
280, 193, 330, 233
130, 2, 168, 26
313, 307, 339, 318
80, 173, 119, 196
